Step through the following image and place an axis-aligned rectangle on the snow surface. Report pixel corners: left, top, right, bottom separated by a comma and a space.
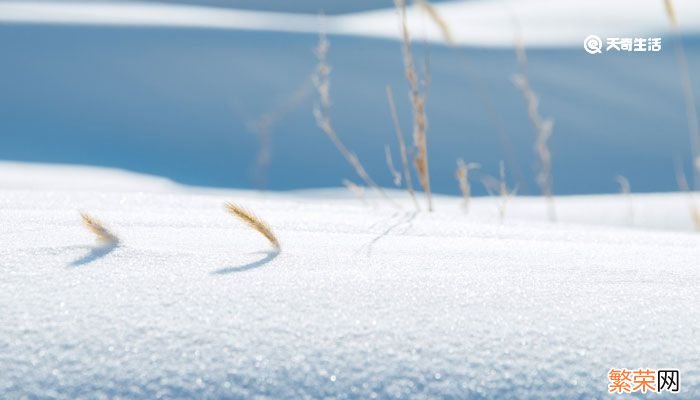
1, 0, 699, 46
2, 162, 699, 399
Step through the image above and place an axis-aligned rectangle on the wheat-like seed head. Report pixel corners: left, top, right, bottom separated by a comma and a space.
224, 202, 280, 251
80, 212, 118, 244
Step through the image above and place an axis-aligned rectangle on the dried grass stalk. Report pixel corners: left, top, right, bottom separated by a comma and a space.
615, 175, 634, 226
224, 202, 280, 250
663, 0, 678, 28
664, 0, 700, 188
415, 0, 454, 45
497, 161, 511, 223
480, 161, 517, 224
384, 145, 402, 187
251, 76, 313, 190
80, 212, 119, 245
343, 179, 367, 204
395, 0, 433, 211
455, 159, 479, 213
512, 34, 556, 222
312, 30, 394, 205
675, 166, 700, 230
386, 85, 420, 210
512, 73, 555, 221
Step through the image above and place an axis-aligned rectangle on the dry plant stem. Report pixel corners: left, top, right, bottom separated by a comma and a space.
395, 0, 433, 211
343, 179, 368, 204
479, 162, 516, 223
498, 161, 508, 223
456, 160, 469, 211
615, 175, 634, 226
386, 85, 420, 210
312, 31, 395, 206
252, 76, 313, 190
420, 0, 528, 195
80, 212, 119, 245
458, 58, 527, 194
664, 0, 700, 188
415, 0, 454, 45
675, 166, 700, 230
384, 145, 402, 187
513, 74, 555, 219
512, 33, 556, 222
663, 0, 678, 26
224, 202, 280, 251
455, 160, 479, 213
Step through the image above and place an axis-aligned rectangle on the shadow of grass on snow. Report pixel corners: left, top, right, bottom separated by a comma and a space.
68, 242, 119, 267
211, 250, 279, 275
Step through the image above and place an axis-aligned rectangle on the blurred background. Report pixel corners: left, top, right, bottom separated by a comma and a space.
1, 0, 699, 195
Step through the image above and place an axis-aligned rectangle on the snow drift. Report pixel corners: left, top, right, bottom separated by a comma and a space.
1, 162, 699, 398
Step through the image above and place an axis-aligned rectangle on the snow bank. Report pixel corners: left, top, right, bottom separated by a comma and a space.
335, 0, 700, 47
2, 162, 699, 398
1, 0, 699, 46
